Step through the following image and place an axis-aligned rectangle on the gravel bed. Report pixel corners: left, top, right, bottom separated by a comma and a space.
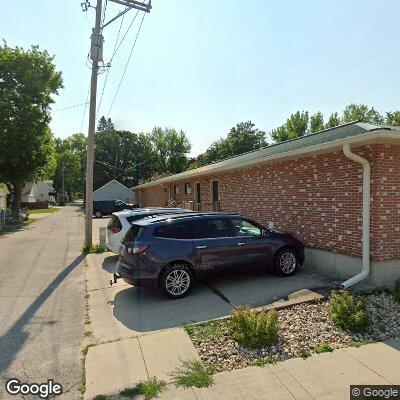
188, 293, 400, 371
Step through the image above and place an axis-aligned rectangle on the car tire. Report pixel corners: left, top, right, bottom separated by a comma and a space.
275, 248, 299, 277
160, 263, 194, 299
94, 211, 102, 218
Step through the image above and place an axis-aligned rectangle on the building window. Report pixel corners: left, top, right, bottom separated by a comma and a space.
184, 183, 192, 195
174, 184, 180, 196
211, 180, 219, 202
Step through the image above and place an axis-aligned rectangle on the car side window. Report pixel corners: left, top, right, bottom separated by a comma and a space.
154, 221, 195, 239
195, 218, 233, 239
231, 218, 262, 237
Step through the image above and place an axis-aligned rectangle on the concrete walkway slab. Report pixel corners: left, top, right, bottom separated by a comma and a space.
193, 365, 294, 400
86, 253, 127, 292
85, 338, 148, 399
139, 328, 200, 381
88, 285, 134, 341
268, 362, 313, 400
206, 270, 330, 308
282, 348, 389, 400
343, 341, 400, 384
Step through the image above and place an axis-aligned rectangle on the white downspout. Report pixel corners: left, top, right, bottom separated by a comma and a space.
340, 143, 371, 288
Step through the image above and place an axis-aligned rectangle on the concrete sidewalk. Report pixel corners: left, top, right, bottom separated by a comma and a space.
86, 339, 400, 399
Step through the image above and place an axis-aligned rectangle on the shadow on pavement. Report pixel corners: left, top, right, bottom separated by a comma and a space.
112, 283, 233, 333
0, 253, 86, 373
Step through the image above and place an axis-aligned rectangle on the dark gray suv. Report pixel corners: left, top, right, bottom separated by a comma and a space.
118, 212, 305, 299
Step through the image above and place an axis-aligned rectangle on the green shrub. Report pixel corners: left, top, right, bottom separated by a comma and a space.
93, 395, 107, 400
329, 290, 370, 332
251, 355, 279, 367
169, 359, 214, 388
394, 280, 400, 302
315, 343, 333, 354
82, 243, 107, 254
298, 348, 310, 359
230, 307, 279, 349
120, 377, 166, 399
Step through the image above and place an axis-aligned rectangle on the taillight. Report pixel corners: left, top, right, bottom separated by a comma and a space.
127, 245, 149, 255
112, 227, 121, 234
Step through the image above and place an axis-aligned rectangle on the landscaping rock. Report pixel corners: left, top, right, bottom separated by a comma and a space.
188, 293, 400, 372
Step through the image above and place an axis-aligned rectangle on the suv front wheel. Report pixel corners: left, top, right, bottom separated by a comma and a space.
160, 263, 193, 299
275, 248, 299, 277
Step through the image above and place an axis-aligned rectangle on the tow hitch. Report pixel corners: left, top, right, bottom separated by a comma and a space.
110, 273, 120, 286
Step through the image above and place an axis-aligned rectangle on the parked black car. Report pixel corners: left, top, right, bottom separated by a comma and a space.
93, 200, 138, 218
118, 212, 305, 299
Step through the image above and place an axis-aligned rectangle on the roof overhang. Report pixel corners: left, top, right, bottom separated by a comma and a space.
133, 130, 400, 190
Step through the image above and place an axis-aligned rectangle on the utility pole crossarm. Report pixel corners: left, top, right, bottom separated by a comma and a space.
108, 0, 151, 12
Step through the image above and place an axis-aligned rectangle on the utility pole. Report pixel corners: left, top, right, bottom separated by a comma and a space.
84, 0, 103, 247
83, 0, 151, 247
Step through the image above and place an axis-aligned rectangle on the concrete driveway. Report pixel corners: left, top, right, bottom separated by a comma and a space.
86, 218, 332, 342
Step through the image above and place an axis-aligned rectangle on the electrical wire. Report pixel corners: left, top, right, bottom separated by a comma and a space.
80, 83, 91, 132
107, 12, 146, 117
97, 7, 128, 115
110, 9, 140, 63
53, 102, 89, 112
101, 0, 108, 30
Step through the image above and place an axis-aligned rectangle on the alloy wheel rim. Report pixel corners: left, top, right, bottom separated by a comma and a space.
165, 269, 190, 295
280, 252, 296, 274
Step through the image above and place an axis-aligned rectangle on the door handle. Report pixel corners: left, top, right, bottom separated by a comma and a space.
196, 245, 207, 249
237, 242, 246, 246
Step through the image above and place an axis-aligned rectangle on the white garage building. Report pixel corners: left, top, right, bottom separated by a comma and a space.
93, 180, 135, 203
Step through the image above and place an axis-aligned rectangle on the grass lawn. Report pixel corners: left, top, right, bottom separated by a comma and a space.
28, 207, 61, 214
0, 220, 34, 236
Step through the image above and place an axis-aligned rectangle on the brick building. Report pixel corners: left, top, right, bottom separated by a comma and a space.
132, 122, 400, 288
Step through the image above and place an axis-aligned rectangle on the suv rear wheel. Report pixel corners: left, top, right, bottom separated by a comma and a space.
275, 248, 299, 277
160, 263, 193, 299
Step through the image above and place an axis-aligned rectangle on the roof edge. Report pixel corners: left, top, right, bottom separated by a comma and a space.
133, 128, 400, 190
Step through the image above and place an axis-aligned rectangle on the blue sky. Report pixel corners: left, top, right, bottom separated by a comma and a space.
1, 0, 399, 155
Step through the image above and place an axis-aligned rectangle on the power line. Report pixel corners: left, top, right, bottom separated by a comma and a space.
80, 83, 91, 132
97, 7, 128, 115
53, 102, 88, 112
107, 12, 146, 117
110, 9, 140, 63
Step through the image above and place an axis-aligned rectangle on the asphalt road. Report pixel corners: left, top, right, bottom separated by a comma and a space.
0, 206, 86, 399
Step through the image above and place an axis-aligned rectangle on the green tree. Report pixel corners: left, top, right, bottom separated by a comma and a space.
285, 111, 309, 137
271, 111, 309, 143
0, 43, 62, 213
53, 133, 87, 198
97, 116, 115, 132
385, 111, 400, 126
150, 127, 191, 174
342, 104, 384, 124
94, 130, 155, 189
195, 121, 267, 166
324, 112, 341, 129
310, 112, 324, 133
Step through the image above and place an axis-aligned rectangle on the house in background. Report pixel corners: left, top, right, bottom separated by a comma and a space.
133, 122, 400, 290
36, 180, 56, 203
93, 179, 135, 203
21, 182, 38, 203
0, 184, 10, 209
10, 180, 56, 206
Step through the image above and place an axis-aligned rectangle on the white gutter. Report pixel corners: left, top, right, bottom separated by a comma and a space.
340, 143, 371, 288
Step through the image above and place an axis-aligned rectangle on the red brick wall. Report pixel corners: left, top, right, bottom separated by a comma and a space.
136, 144, 400, 261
